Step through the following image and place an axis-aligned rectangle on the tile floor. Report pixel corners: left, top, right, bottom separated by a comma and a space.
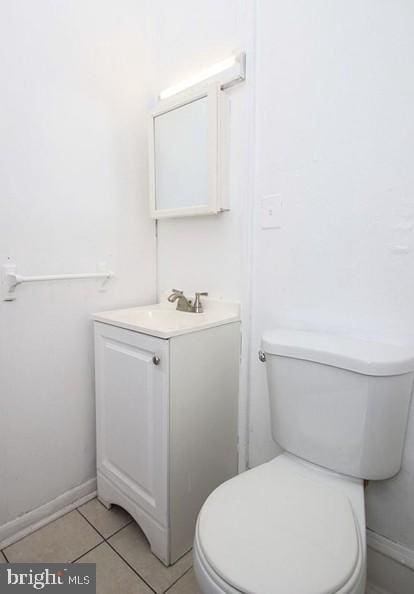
1, 498, 201, 594
0, 501, 382, 594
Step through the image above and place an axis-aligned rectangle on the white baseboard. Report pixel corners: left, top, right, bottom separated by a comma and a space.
367, 529, 414, 594
0, 478, 97, 549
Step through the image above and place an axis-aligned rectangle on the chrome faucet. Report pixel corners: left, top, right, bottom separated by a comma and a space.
168, 289, 208, 313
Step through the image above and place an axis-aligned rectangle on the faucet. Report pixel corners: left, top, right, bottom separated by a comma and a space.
168, 289, 208, 313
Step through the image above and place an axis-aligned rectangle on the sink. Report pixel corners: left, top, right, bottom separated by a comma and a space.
94, 298, 240, 338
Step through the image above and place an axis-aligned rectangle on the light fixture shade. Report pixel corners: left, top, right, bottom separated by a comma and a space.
159, 53, 245, 100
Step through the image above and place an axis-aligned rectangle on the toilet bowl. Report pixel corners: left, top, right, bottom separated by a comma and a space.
194, 328, 414, 594
194, 454, 366, 594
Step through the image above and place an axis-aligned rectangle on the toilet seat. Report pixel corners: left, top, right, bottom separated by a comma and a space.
194, 455, 365, 594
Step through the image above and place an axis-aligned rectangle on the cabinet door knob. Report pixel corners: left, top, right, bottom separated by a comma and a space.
152, 355, 161, 366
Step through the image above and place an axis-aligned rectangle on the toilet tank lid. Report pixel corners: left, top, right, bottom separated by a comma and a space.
262, 328, 414, 376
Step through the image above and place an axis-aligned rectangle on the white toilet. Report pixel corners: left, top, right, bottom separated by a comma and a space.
194, 328, 414, 594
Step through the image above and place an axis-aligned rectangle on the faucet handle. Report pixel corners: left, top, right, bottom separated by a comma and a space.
193, 292, 208, 313
171, 288, 183, 294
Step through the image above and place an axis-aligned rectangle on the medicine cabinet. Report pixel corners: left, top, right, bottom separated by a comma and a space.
148, 84, 229, 219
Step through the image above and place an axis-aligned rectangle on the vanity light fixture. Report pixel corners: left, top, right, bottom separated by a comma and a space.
159, 52, 246, 100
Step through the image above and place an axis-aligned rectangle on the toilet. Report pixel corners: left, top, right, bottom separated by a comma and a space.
194, 328, 414, 594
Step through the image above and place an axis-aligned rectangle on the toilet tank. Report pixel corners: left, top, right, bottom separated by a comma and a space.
262, 329, 414, 480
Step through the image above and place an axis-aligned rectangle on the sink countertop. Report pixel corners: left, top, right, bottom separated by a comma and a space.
93, 298, 240, 338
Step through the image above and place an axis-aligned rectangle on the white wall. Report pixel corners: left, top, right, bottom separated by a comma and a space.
148, 0, 255, 302
250, 0, 414, 551
0, 0, 155, 530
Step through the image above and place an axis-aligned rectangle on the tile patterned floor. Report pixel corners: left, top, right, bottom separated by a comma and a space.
1, 498, 201, 594
0, 503, 379, 594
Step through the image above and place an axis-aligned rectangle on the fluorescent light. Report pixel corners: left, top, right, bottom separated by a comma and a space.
159, 53, 245, 100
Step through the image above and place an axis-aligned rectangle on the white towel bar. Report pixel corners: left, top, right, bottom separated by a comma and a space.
2, 263, 114, 301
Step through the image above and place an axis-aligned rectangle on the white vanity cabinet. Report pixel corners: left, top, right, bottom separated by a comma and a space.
94, 313, 240, 565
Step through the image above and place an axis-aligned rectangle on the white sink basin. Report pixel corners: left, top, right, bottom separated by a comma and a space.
94, 299, 240, 338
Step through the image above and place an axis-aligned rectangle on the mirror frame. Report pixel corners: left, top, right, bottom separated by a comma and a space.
148, 84, 229, 219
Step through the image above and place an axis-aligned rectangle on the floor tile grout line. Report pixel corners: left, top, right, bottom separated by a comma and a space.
74, 509, 106, 541
105, 539, 157, 594
2, 538, 192, 594
76, 505, 133, 542
71, 541, 104, 564
163, 566, 193, 593
82, 510, 192, 593
2, 499, 189, 593
169, 548, 193, 567
105, 526, 192, 593
75, 503, 184, 592
102, 519, 134, 540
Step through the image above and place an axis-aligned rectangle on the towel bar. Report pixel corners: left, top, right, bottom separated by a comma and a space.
2, 263, 114, 301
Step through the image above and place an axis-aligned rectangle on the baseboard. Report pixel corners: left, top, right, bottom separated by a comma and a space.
367, 529, 414, 594
0, 478, 97, 549
366, 584, 391, 594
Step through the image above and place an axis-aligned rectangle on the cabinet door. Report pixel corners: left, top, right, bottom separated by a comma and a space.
95, 323, 169, 526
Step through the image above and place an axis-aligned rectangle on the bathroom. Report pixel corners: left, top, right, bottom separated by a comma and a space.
1, 1, 414, 593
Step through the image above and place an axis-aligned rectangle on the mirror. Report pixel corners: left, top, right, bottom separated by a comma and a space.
149, 85, 229, 219
154, 96, 209, 211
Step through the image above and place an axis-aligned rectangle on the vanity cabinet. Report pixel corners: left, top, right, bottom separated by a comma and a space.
94, 319, 240, 565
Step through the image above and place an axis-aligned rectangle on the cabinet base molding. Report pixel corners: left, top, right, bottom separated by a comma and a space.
0, 478, 96, 549
98, 472, 170, 565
